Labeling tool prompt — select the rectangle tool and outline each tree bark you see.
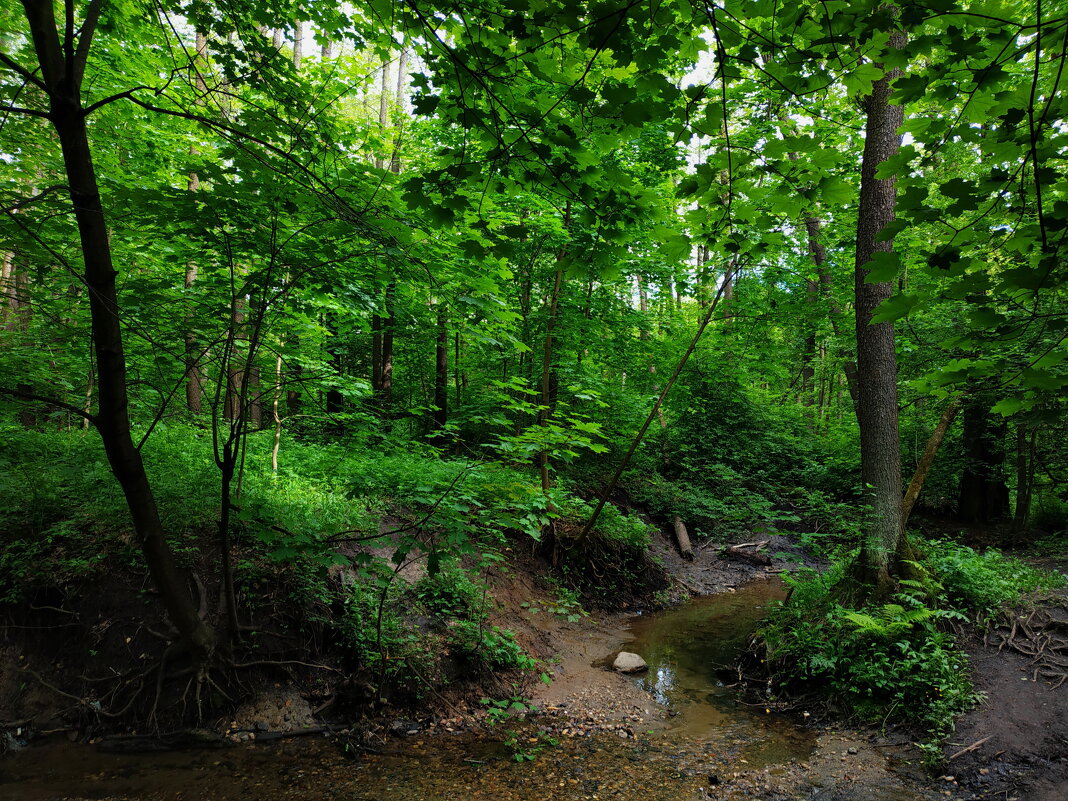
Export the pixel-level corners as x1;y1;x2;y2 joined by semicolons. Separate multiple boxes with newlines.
901;398;961;529
1012;424;1037;535
21;0;213;660
432;301;448;441
850;23;907;600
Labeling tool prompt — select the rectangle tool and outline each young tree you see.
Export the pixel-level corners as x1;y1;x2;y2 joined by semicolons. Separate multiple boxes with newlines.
5;1;215;660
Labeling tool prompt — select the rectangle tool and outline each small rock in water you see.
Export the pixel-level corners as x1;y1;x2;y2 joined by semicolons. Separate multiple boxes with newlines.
613;652;648;673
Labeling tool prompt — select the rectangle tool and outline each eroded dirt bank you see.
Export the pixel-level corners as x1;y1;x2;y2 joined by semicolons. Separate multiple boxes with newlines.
3;529;1067;801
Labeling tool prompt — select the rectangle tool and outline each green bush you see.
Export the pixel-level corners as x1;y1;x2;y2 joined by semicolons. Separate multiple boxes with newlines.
759;566;978;746
926;539;1065;617
757;540;1064;757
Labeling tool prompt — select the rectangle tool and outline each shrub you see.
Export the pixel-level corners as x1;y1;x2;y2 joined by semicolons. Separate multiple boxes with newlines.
925;540;1065;617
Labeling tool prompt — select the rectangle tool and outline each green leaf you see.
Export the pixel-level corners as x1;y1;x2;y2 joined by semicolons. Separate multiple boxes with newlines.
861;252;902;283
871;293;920;323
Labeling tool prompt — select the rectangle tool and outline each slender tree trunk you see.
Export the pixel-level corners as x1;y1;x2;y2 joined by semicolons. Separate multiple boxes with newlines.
901;399;961;529
374;58;390;170
804;216;860;409
389;46;409;173
183;29;208;415
538;211;569;505
272;353;283;471
371;312;383;393
22;1;213;660
454;329;462;410
381;282;395;407
292;20;303;71
432;301;448;440
850;24;907;599
1012;424;1037;535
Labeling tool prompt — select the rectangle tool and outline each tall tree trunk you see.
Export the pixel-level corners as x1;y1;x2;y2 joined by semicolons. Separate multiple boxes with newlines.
389;46;409;174
1012;424;1037;535
374;58;390;171
22;1;213;660
432;301;448;440
224;296;245;421
850;23;907;600
292;20;303;71
381;282;395;407
184;28;207;415
804;216;860;408
371;311;383;393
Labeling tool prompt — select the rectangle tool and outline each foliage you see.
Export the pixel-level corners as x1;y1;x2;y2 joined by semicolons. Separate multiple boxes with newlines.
759;539;1064;755
925;541;1066;618
759;565;979;751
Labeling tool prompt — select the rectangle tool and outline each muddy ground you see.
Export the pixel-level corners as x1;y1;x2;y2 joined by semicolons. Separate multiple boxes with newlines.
2;527;1067;800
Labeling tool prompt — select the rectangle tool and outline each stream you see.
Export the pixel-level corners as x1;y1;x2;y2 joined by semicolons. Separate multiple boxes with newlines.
0;580;943;801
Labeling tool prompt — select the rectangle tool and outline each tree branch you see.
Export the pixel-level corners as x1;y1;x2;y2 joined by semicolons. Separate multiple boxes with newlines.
0;387;96;423
0;104;51;119
72;0;103;87
0;52;48;92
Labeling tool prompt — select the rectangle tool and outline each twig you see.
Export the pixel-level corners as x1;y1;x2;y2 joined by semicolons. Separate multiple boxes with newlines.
947;736;991;761
228;659;342;673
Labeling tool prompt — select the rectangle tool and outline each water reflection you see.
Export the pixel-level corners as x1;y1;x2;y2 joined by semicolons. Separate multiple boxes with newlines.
615;578;815;764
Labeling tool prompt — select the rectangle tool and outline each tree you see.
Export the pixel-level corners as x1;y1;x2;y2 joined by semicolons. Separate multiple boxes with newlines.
849;12;909;599
6;0;215;661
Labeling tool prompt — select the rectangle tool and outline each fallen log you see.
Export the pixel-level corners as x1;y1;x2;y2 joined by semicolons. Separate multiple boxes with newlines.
673;516;694;561
720;540;771;566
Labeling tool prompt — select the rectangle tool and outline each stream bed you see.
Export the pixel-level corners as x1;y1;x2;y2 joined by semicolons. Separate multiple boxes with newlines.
0;580;946;801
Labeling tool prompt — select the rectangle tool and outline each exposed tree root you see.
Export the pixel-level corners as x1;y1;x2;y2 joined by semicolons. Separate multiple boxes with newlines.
985;600;1068;690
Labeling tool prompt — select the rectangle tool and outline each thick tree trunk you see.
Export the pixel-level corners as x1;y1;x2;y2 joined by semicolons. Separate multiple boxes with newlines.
22;1;213;660
850;25;907;600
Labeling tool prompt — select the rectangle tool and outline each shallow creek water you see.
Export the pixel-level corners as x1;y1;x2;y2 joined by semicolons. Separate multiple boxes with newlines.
619;577;815;765
1;580;941;801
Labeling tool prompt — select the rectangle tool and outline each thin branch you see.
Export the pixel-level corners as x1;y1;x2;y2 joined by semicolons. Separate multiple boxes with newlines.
0;386;96;422
0;52;48;92
0;104;51;119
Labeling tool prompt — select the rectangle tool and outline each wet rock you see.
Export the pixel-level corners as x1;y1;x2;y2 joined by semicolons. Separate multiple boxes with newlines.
613;652;648;673
390;719;421;737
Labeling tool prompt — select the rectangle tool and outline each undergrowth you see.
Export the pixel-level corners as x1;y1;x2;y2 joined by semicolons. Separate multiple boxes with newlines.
755;538;1066;767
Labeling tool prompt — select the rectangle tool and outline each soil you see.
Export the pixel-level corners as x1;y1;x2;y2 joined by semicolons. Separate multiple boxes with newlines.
2;524;1067;801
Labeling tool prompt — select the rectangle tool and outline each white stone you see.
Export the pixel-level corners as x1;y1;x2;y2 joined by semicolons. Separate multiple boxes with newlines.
612;652;648;673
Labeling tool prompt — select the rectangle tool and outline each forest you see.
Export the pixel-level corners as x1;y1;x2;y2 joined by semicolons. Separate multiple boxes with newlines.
0;0;1066;799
